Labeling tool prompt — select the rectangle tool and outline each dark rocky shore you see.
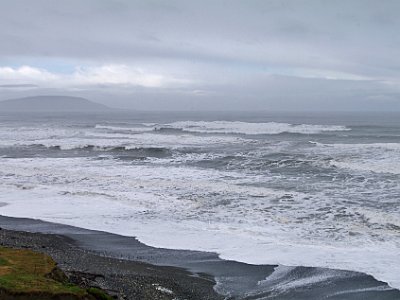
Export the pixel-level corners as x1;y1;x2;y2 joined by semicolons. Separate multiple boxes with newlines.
1;215;399;300
0;227;222;300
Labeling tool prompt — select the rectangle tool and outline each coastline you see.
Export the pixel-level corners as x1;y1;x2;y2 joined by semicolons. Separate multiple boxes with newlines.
0;218;222;300
0;215;399;300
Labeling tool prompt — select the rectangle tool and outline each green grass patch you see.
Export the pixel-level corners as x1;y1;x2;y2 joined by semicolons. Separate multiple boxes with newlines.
0;257;9;266
0;247;111;299
87;287;114;300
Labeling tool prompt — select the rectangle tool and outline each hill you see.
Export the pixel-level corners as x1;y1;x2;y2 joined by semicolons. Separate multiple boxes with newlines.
0;95;112;112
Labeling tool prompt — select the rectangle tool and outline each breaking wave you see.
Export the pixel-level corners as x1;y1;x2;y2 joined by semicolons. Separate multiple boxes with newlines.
96;121;350;135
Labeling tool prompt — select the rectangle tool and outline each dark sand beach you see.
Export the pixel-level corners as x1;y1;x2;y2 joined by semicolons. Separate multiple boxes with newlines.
1;215;399;300
0;218;221;299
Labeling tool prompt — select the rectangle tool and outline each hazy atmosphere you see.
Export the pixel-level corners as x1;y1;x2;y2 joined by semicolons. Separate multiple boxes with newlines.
1;0;400;110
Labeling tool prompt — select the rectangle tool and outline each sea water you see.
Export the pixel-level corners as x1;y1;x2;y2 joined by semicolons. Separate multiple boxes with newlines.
0;111;399;296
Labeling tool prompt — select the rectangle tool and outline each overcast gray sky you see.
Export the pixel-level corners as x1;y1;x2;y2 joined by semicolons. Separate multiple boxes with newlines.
1;0;400;110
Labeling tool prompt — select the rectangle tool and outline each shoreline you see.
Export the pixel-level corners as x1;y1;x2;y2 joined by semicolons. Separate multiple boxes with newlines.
0;220;222;300
0;215;399;300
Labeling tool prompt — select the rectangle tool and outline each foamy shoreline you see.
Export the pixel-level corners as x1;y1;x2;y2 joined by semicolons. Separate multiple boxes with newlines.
0;214;398;299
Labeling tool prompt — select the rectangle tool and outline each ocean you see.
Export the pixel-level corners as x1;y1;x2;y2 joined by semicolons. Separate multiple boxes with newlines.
0;111;399;298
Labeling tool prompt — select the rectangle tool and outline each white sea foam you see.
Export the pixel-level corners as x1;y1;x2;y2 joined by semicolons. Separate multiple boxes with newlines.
327;285;395;297
1;117;399;292
0;132;251;150
158;121;350;135
95;124;154;132
0;157;399;290
95;121;350;135
258;266;353;293
259;266;297;284
310;142;400;174
331;160;400;174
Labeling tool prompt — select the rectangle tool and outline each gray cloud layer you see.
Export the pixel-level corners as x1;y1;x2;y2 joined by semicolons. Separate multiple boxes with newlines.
1;0;400;110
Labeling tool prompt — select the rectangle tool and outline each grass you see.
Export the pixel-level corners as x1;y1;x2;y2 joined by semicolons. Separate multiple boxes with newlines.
87;287;114;300
0;247;113;299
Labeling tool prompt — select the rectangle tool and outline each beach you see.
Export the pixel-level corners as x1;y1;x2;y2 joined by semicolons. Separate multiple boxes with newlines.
0;216;222;299
1;215;399;300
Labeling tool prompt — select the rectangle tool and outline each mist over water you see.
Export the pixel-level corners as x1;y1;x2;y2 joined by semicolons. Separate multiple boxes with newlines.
0;111;400;297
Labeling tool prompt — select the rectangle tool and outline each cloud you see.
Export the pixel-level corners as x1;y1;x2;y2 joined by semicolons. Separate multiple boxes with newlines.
72;65;192;88
0;66;58;83
0;1;400;110
0;64;193;89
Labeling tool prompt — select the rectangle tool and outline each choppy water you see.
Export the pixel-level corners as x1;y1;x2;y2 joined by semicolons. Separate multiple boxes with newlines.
0;111;399;298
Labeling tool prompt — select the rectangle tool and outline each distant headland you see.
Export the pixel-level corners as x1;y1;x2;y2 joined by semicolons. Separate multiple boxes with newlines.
0;95;113;112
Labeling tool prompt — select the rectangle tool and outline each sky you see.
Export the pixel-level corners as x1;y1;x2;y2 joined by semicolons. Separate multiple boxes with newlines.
0;0;400;111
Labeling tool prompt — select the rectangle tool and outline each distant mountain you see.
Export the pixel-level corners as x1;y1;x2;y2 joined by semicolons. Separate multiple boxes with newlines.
0;95;113;112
